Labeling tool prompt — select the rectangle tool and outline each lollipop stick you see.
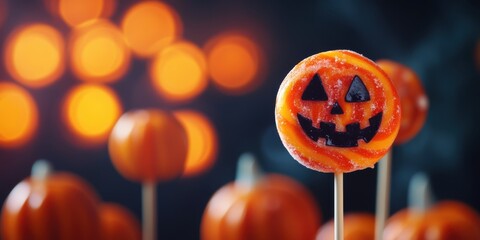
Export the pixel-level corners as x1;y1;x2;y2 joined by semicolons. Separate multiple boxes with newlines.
375;150;392;240
142;181;157;240
334;172;344;240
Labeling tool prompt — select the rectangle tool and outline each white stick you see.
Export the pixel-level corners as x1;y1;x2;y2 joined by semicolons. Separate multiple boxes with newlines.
375;150;392;240
142;182;157;240
334;173;344;240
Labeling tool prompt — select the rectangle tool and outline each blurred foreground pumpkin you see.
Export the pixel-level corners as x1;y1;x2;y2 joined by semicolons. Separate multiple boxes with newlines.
201;153;321;240
100;203;141;240
1;161;101;240
316;213;375;240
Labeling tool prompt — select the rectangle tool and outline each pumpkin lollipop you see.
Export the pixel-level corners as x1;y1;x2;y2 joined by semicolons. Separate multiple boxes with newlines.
316;213;375;240
100;203;141;240
275;50;401;240
374;60;428;239
108;109;188;240
1;160;101;240
201;153;321;240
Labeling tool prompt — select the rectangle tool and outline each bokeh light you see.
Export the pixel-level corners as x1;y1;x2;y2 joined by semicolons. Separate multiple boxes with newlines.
70;20;130;83
63;84;122;145
150;41;208;102
205;33;262;94
121;1;182;57
43;0;116;27
0;82;38;148
4;24;65;88
174;110;218;177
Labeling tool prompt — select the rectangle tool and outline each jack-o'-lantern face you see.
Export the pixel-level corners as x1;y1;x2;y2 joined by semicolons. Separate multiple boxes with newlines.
297;74;382;147
275;50;401;173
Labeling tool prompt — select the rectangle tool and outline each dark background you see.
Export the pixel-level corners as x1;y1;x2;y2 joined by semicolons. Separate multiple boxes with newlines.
1;0;479;239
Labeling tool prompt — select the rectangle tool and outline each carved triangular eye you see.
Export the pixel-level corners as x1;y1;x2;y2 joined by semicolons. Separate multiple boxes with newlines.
345;75;370;102
302;74;328;101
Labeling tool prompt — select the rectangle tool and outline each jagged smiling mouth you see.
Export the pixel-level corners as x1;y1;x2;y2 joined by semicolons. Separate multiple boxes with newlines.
297;112;383;148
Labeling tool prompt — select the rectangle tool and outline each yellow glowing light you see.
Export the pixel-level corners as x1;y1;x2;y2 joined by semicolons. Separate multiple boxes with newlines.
63;84;122;145
0;82;38;148
121;1;182;57
5;24;65;88
150;41;208;102
205;33;262;94
174;110;218;177
70;20;130;83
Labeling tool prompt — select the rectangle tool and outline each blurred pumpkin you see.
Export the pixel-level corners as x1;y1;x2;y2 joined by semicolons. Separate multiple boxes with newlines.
201;154;321;240
383;201;480;240
1;161;101;240
100;203;141;240
316;213;375;240
108;109;188;183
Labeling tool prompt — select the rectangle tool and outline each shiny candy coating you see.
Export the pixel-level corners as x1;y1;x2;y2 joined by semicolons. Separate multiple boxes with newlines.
275;50;401;173
1;173;101;240
201;174;321;240
108;109;188;182
377;60;428;145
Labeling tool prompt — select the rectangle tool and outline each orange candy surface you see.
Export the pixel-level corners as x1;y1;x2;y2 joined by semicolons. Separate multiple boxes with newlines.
383;201;480;240
201;174;321;240
1;172;101;240
316;213;375;240
108;109;188;183
377;60;428;145
275;50;401;173
100;203;141;240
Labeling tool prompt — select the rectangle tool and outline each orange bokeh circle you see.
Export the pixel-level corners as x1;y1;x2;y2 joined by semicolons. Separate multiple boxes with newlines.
4;24;65;88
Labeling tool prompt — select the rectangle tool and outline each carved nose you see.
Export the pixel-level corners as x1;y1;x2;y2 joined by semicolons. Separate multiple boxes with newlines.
330;101;344;115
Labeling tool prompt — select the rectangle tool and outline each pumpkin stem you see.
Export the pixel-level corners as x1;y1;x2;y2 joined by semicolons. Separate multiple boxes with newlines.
31;159;53;181
235;153;263;189
408;172;434;213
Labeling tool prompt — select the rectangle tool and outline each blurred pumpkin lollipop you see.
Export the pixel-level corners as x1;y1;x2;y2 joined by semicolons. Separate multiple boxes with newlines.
275;50;401;240
1;160;101;240
108;109;188;240
374;60;428;239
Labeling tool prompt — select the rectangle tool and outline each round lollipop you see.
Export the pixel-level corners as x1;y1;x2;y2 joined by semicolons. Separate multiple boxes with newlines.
100;203;141;240
1;160;101;240
275;50;401;240
374;60;428;239
109;109;188;240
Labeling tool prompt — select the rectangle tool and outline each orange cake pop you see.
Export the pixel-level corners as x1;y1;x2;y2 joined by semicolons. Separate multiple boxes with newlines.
275;50;401;173
377;60;428;145
108;109;188;182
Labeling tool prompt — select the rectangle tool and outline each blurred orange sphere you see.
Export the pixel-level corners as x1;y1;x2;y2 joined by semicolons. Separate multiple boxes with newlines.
377;60;428;144
109;109;188;183
0;82;38;148
43;0;116;27
316;213;375;240
201;174;321;240
4;24;65;88
69;20;130;83
383;201;480;240
150;41;208;102
121;1;182;57
1;171;101;240
205;33;262;94
100;203;141;240
63;84;122;146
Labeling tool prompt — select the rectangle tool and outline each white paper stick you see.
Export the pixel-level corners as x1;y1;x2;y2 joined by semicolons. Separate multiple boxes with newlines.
375;150;392;240
334;172;344;240
142;182;157;240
